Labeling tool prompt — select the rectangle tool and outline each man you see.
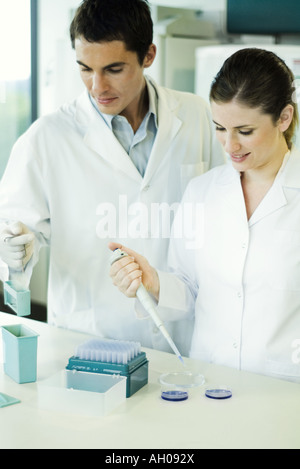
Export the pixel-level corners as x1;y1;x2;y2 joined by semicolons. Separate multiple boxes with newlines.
0;0;225;356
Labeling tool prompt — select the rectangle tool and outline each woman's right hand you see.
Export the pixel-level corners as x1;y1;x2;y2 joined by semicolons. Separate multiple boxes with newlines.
108;242;160;301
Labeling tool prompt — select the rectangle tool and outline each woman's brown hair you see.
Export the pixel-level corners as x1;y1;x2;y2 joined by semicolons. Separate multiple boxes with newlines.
210;48;299;147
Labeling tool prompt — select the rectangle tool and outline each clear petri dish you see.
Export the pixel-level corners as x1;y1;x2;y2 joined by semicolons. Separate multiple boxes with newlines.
159;371;205;389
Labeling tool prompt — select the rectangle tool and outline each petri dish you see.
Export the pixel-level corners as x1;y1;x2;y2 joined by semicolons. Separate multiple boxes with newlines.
159;371;205;389
205;388;232;400
161;390;189;402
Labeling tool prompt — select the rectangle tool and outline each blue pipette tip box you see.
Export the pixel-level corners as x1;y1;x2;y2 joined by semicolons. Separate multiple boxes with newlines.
3;281;31;317
66;352;148;398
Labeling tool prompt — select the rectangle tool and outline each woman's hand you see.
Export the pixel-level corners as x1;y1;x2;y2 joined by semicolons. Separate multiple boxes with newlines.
108;242;160;301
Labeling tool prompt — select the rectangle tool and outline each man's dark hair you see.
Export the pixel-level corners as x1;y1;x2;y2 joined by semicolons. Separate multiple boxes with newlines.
70;0;153;65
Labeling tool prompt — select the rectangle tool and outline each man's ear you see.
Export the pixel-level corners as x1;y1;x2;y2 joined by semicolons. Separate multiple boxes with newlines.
143;44;156;69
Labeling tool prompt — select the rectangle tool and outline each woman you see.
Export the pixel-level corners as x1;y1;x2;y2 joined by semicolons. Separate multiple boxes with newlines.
109;48;300;382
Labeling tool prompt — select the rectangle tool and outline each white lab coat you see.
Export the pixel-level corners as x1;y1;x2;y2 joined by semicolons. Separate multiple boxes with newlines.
0;77;225;355
158;146;300;382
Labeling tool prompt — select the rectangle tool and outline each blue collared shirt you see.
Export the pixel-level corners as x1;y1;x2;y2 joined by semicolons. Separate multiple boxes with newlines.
90;78;158;177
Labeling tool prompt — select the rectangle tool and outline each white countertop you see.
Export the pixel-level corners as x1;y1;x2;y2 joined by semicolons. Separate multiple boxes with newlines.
0;312;299;450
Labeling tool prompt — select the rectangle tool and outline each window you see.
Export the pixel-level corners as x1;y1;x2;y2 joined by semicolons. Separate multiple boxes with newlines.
0;0;37;178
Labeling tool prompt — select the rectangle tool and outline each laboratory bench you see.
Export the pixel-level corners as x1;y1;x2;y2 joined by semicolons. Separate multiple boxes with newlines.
0;312;299;450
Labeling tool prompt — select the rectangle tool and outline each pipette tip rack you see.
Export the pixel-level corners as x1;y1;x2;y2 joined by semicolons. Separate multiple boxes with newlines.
66;338;149;398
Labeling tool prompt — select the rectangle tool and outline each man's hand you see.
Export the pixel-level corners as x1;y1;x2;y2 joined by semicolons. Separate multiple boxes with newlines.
0;221;35;270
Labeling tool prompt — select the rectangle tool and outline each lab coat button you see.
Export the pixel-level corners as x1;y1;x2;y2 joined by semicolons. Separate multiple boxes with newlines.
142;185;150;192
233;341;239;349
237;291;242;298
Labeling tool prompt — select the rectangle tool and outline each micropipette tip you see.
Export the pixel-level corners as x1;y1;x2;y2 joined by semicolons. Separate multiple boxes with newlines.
179;356;184;365
178;355;186;367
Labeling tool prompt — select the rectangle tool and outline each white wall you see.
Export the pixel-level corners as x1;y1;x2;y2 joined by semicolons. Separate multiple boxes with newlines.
38;0;83;116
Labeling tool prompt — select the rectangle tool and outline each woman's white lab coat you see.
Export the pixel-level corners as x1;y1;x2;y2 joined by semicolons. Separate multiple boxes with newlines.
0;77;224;356
158;146;300;382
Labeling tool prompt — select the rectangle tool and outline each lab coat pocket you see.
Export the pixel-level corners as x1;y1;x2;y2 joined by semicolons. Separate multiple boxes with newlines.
180;163;208;192
269;230;300;291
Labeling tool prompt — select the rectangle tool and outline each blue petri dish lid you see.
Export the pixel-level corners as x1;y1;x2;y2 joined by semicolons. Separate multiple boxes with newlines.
161;390;189;402
205;388;232;400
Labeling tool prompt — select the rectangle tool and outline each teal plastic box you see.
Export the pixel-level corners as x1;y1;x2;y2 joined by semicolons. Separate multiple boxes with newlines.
4;281;31;317
66;352;149;398
2;324;39;384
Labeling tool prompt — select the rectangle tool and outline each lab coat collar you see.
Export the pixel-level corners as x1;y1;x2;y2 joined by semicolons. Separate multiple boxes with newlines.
215;163;249;225
75;90;142;183
247;146;300;226
142;76;182;187
74;80;183;186
215;160;240;186
249;180;287;227
215;146;300;227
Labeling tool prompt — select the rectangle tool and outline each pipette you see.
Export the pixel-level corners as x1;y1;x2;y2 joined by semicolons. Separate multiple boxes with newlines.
110;248;185;366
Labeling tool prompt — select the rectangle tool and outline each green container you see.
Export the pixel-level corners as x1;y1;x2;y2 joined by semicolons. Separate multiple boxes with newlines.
4;281;31;317
2;324;39;384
